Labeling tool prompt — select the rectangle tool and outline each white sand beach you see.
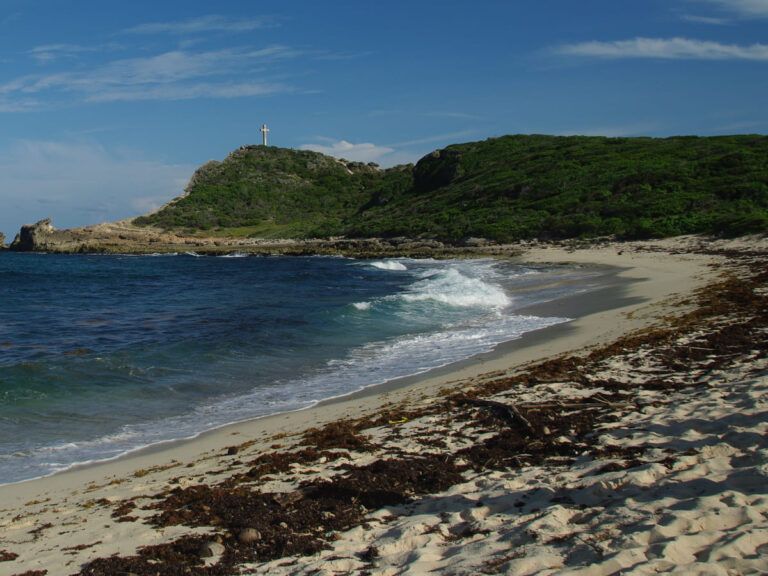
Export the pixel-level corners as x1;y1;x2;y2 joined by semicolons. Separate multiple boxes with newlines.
1;235;766;576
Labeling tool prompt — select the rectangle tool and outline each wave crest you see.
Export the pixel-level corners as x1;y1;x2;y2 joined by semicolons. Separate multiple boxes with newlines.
402;268;510;309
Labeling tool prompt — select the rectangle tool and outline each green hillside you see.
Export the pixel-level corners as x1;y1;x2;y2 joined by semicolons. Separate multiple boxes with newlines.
134;146;391;238
135;134;768;242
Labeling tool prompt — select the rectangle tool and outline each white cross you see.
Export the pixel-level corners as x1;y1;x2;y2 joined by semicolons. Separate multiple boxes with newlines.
260;123;270;146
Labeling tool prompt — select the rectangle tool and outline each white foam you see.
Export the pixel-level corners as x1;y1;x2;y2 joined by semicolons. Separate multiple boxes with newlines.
0;257;587;486
371;260;408;271
402;268;511;309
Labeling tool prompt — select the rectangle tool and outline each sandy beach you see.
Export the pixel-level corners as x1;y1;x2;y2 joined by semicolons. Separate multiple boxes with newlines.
1;235;766;576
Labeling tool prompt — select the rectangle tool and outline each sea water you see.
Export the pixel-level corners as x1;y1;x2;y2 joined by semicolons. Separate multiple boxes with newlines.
0;252;602;485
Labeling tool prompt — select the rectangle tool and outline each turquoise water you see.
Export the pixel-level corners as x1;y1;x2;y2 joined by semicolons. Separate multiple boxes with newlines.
0;252;599;485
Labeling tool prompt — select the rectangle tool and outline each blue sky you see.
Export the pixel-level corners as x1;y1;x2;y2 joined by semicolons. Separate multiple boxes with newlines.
0;0;766;237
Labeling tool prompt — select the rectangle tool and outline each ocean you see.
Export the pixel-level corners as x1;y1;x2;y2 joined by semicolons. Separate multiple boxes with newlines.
0;252;603;485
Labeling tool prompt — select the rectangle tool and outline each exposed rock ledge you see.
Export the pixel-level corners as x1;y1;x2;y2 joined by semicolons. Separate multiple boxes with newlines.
7;218;510;258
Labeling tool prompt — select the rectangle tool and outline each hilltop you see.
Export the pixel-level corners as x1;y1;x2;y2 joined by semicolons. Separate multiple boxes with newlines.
7;134;768;253
134;145;395;238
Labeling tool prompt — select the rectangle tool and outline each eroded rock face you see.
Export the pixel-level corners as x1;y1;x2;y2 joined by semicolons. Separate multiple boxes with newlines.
0;231;6;248
10;218;57;251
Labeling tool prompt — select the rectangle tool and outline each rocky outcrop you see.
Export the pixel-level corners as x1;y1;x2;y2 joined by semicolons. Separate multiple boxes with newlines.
10;218;57;251
0;231;5;248
9;217;199;253
4;216;504;257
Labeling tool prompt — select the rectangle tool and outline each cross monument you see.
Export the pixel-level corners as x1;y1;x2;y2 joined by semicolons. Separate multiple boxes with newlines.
260;123;270;146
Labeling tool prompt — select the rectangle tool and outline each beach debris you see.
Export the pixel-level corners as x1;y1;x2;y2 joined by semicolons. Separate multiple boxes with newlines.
198;539;225;558
300;420;375;451
0;550;19;562
457;398;535;436
237;527;261;544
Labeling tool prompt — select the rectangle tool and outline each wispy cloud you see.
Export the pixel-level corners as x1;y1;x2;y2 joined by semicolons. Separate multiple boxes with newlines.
87;81;288;103
693;0;768;17
312;50;373;61
556;37;768;61
681;14;731;25
124;15;276;35
28;43;102;63
0;97;40;112
1;46;300;107
90;46;297;86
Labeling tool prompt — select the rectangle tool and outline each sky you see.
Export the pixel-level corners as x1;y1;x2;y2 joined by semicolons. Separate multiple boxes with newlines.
0;0;766;238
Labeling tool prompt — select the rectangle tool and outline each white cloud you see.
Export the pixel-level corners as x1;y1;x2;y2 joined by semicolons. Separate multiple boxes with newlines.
124;15;276;35
557;37;768;60
1;46;299;106
300;139;394;164
0;140;193;235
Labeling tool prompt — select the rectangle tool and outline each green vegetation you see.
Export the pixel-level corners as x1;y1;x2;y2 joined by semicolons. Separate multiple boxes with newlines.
135;134;768;242
135;146;383;238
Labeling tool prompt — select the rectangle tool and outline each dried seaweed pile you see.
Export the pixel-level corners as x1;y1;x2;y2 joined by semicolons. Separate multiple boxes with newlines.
73;249;767;576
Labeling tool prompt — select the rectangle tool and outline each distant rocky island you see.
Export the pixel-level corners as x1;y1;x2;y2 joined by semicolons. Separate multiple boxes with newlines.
5;134;767;254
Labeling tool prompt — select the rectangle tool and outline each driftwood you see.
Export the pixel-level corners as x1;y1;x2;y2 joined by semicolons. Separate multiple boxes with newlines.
458;398;535;436
517;394;632;410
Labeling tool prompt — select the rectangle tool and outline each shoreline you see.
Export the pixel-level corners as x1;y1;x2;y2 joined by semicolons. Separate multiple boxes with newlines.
0;256;604;490
0;259;628;491
1;235;765;575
